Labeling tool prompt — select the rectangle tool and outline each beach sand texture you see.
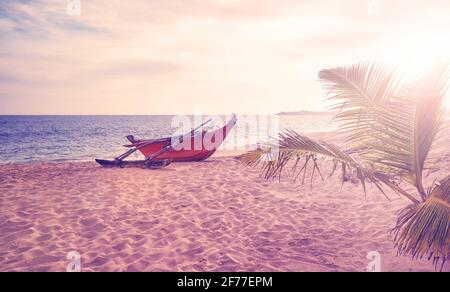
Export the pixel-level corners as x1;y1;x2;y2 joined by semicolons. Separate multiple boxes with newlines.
1;131;449;272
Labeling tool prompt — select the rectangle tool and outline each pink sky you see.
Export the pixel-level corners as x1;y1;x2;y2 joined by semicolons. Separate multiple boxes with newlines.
0;0;449;114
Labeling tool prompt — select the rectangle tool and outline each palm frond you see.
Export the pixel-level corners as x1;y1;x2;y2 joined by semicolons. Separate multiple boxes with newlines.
319;63;449;200
236;130;420;202
393;175;450;270
237;61;449;269
319;63;414;175
411;65;449;199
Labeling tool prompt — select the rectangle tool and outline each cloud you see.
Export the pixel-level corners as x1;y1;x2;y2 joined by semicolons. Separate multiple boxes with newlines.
96;60;183;77
0;0;449;114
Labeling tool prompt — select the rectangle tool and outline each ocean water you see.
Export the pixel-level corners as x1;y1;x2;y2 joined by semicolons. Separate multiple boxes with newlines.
0;115;335;163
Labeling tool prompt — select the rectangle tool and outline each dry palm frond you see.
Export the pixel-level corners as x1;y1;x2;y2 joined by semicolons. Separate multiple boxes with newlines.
393;175;450;270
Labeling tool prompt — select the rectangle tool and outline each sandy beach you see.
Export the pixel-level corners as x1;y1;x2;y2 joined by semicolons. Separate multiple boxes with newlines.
1;130;448;272
1;0;449;275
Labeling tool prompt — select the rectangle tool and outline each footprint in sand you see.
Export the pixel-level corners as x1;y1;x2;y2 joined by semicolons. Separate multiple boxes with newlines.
79;218;99;227
89;256;110;267
135;220;160;231
36;234;53;242
288;238;313;247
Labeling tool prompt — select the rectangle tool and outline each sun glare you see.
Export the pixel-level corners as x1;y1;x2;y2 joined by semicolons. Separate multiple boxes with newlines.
373;27;450;106
376;28;450;79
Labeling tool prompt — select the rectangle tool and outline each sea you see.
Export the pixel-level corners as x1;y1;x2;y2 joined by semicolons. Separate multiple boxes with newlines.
0;115;336;163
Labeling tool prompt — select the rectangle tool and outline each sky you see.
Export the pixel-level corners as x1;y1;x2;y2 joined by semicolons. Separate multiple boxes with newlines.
0;0;449;115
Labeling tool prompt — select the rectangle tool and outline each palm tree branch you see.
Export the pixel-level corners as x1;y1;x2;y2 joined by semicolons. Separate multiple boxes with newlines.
393;175;450;270
319;63;449;200
236;130;420;203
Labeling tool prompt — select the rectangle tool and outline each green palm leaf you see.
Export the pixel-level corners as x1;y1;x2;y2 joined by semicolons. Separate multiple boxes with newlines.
393;175;450;270
238;61;450;268
237;130;419;203
319;63;449;200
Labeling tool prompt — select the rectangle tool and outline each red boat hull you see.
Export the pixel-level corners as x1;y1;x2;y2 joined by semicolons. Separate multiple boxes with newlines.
129;117;236;162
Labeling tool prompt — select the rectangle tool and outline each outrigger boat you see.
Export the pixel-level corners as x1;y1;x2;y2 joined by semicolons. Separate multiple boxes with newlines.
95;114;237;169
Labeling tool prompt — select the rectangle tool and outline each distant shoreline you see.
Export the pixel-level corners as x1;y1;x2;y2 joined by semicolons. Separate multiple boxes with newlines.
276;111;335;116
